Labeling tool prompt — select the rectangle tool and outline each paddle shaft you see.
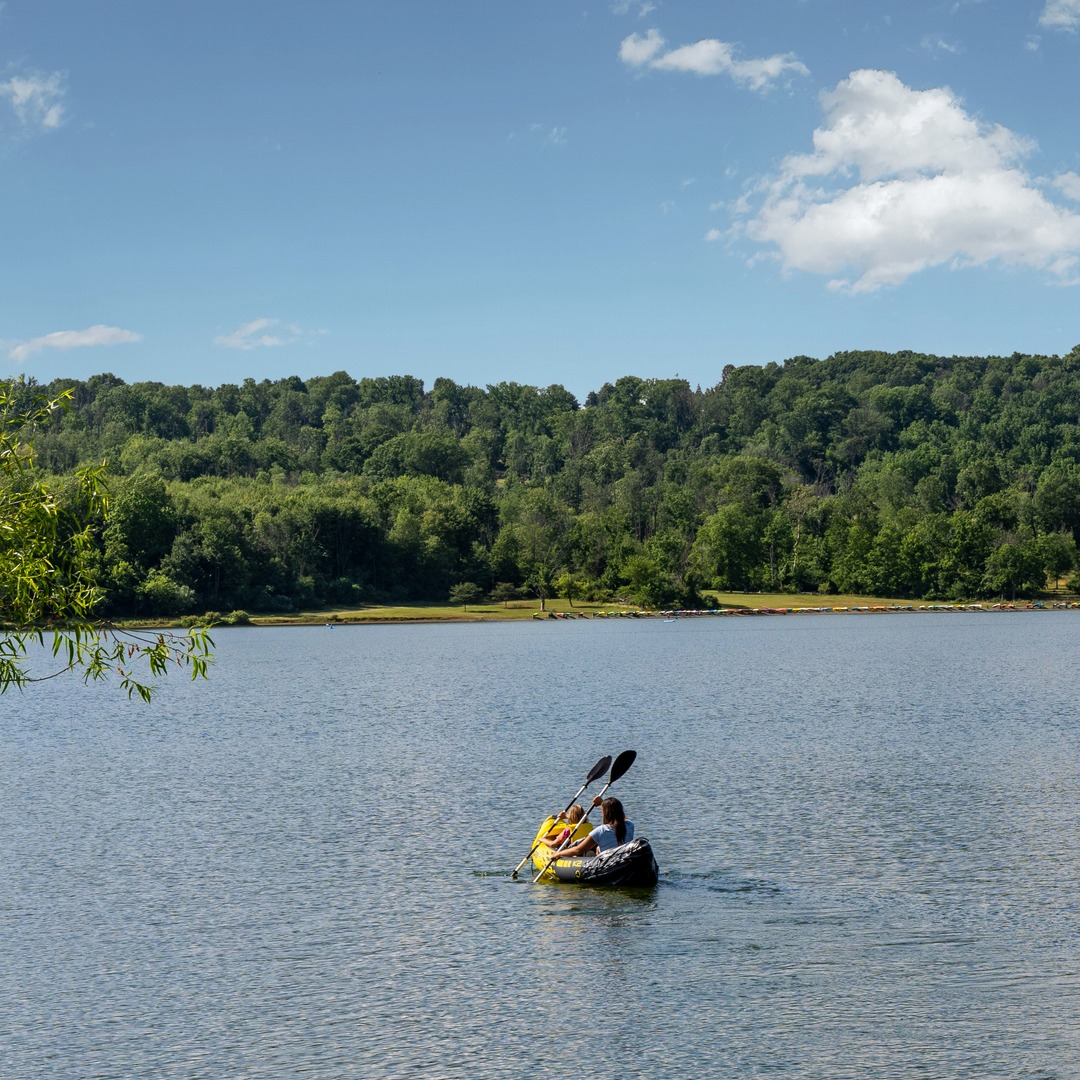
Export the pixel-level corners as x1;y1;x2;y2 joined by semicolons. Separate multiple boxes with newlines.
510;755;610;878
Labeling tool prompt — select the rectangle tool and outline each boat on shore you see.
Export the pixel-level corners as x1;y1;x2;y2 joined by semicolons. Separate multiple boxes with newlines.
529;815;659;888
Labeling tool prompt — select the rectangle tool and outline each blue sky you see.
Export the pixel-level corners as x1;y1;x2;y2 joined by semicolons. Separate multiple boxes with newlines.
3;0;1080;401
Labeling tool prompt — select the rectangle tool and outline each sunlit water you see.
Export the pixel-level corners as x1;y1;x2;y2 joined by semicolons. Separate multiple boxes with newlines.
3;613;1080;1077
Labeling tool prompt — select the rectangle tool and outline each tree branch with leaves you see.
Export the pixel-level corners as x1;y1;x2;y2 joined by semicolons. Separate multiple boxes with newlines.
0;379;212;701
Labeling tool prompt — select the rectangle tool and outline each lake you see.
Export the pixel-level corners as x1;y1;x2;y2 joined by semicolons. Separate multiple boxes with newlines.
3;612;1080;1077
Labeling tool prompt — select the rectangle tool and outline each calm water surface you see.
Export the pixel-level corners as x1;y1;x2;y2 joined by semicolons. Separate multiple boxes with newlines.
3;613;1080;1077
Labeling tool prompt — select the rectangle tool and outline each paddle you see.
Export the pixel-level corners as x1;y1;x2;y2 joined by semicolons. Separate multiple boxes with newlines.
510;754;611;879
532;749;637;883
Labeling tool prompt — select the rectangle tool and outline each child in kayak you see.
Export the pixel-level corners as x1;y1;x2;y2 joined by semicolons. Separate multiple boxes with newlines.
541;803;585;848
550;796;634;858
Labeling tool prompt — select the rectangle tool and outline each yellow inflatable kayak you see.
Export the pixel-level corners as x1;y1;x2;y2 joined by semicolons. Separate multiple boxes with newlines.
529;815;594;880
529;815;659;887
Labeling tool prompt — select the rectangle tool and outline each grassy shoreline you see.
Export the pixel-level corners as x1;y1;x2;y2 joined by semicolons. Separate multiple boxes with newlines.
102;589;1080;630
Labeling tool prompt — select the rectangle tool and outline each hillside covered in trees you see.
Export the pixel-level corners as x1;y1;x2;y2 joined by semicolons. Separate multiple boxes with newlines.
12;345;1080;616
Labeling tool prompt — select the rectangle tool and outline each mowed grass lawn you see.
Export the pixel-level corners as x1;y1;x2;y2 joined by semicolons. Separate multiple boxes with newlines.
248;591;943;626
112;588;1075;630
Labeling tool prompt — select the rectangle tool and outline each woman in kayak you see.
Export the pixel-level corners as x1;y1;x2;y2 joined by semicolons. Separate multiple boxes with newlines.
550;796;634;858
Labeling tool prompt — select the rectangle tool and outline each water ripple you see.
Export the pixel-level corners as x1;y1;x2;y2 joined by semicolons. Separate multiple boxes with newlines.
5;617;1080;1076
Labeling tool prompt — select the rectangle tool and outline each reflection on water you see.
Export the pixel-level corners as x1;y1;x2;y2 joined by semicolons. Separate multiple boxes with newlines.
3;614;1080;1076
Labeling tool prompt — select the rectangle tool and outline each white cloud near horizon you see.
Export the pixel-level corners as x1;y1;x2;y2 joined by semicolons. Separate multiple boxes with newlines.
214;317;299;350
738;69;1080;293
620;28;808;91
9;324;141;364
1040;0;1080;29
0;73;65;131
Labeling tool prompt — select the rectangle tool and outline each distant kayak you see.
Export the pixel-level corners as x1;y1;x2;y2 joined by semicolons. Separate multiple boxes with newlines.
529;815;659;888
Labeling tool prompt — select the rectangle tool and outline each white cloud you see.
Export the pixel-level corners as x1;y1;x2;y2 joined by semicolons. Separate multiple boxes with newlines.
508;123;568;148
8;324;141;364
1054;172;1080;200
704;228;723;242
738;69;1080;292
536;123;567;147
0;73;65;132
213;317;300;350
921;33;961;56
1040;0;1080;29
620;28;808;91
620;28;665;66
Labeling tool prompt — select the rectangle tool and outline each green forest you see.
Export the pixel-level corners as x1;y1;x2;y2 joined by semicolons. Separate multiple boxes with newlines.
10;345;1080;617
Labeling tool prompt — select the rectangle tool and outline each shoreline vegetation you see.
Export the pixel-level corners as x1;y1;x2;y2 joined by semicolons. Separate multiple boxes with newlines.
10;350;1080;630
111;588;1080;630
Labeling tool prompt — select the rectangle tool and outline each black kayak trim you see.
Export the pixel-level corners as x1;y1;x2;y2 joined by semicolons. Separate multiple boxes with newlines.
546;837;659;888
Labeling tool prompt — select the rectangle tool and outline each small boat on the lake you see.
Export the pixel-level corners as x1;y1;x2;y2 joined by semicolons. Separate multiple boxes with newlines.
529;815;660;887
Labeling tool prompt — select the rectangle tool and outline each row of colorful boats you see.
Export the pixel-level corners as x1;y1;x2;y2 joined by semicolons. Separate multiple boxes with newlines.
536;600;1074;621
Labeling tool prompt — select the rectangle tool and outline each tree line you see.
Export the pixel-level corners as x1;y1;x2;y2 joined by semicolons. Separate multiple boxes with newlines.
10;344;1080;616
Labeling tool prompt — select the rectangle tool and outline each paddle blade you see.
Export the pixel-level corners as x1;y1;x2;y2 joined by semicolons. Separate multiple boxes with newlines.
609;749;637;784
586;755;612;785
